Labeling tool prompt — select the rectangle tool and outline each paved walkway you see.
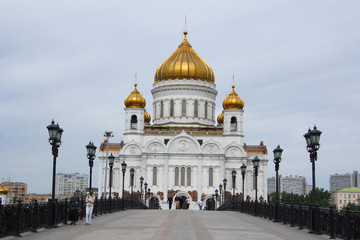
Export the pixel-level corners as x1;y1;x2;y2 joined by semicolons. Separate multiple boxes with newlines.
4;210;329;240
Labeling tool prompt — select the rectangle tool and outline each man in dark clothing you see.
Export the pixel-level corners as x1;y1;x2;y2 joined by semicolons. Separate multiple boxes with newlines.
168;197;173;209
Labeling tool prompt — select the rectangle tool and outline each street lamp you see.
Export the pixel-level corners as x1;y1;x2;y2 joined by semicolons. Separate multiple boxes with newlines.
273;145;283;222
130;168;135;209
241;164;246;202
304;125;322;234
252;156;260;216
86;142;97;193
108;154;114;211
223;178;227;203
144;182;148;206
103;131;113;198
148;188;151;208
121;160;127;209
232;170;236;199
219;184;222;205
140;176;144;202
47;119;63;228
215;189;219;210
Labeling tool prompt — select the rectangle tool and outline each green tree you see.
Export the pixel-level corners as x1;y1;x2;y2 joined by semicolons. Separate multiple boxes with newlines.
303;188;331;208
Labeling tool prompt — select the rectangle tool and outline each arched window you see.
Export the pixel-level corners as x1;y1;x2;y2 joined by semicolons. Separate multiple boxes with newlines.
181;167;185;186
170;100;174;117
205;102;208;119
182;100;186;117
231;116;237;131
131;115;137;129
187;167;191;186
153;166;157;185
209;167;213;187
194;100;198;117
160;101;164;118
175;167;179;186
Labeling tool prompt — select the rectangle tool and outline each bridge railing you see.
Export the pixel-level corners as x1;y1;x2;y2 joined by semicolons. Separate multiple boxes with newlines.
0;197;147;238
217;200;360;239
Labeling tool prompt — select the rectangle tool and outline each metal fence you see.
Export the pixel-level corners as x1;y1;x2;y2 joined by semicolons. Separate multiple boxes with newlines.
217;200;360;239
0;197;147;238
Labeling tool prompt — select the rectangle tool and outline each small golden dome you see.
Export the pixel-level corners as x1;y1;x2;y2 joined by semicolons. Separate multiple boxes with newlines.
144;111;151;123
124;83;146;108
0;183;9;195
154;30;215;83
217;112;224;124
223;85;244;110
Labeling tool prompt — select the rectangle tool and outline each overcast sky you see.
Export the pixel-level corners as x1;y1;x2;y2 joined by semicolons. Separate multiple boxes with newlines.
1;1;359;194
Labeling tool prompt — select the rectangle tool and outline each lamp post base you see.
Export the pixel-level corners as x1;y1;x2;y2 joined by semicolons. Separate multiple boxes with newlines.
274;201;281;222
308;204;322;235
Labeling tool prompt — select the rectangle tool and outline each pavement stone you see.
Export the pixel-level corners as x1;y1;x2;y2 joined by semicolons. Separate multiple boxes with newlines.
3;210;329;240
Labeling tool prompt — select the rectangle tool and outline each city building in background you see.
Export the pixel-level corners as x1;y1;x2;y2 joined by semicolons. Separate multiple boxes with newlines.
22;193;73;204
55;173;89;195
268;175;307;195
329;170;359;192
331;187;360;210
1;181;27;203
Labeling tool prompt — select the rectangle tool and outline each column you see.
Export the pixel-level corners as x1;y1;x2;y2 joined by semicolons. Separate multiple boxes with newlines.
163;158;169;202
197;158;203;202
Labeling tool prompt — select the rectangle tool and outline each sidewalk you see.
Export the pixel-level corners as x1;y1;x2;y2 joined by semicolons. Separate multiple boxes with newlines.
3;210;329;240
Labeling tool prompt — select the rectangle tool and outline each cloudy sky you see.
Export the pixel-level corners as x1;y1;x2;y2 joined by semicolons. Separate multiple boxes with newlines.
1;1;359;194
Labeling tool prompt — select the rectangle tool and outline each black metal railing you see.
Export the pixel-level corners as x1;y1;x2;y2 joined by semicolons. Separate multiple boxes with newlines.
0;197;147;238
217;200;360;239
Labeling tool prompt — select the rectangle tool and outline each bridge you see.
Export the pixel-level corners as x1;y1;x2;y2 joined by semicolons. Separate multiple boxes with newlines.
2;210;327;240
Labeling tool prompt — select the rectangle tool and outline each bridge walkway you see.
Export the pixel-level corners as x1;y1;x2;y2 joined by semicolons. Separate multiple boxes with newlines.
3;210;328;240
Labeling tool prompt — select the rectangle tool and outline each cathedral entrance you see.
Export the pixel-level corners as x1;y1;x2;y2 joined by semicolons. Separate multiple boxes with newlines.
149;197;160;209
206;198;215;211
173;192;192;210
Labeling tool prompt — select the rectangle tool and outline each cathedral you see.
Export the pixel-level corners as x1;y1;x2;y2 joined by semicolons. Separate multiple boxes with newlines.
98;29;268;210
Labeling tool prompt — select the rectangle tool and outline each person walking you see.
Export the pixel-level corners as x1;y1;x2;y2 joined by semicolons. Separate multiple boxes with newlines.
85;191;95;226
168;196;173;210
68;192;79;225
186;197;191;209
175;196;180;209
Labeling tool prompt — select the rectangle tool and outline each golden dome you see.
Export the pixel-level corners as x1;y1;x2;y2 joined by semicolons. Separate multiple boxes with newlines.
0;183;8;195
144;111;151;123
217;112;224;124
223;85;244;110
154;30;215;83
124;83;146;108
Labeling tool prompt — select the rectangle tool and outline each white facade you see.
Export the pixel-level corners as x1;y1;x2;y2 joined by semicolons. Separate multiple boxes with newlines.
56;173;89;195
97;33;268;210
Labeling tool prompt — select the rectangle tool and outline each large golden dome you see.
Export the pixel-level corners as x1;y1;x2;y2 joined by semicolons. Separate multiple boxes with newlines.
144;111;151;123
154;30;215;83
124;83;146;108
0;183;8;195
223;85;244;110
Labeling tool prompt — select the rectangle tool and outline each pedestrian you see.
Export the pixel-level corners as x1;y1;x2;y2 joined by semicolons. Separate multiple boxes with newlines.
186;197;191;209
179;196;183;209
85;190;95;225
68;192;79;225
198;202;203;210
168;196;173;210
175;196;180;209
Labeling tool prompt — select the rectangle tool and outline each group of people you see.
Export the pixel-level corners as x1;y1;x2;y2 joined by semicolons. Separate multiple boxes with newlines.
68;190;95;226
168;196;191;209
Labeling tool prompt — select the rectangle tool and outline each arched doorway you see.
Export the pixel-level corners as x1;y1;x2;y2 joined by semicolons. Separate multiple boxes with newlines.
173;192;192;210
206;198;215;211
149;197;160;209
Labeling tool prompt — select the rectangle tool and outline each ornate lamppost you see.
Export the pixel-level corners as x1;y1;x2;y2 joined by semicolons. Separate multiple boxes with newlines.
86;142;97;193
215;189;218;210
140;176;144;202
223;178;227;203
108;154;114;211
241;164;246;202
103;131;113;198
148;188;151;208
121;160;127;209
241;163;246;212
130;168;135;209
232;169;236;211
252;156;260;216
47;119;63;228
144;182;148;205
219;184;222;205
304;125;322;234
273;145;283;222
